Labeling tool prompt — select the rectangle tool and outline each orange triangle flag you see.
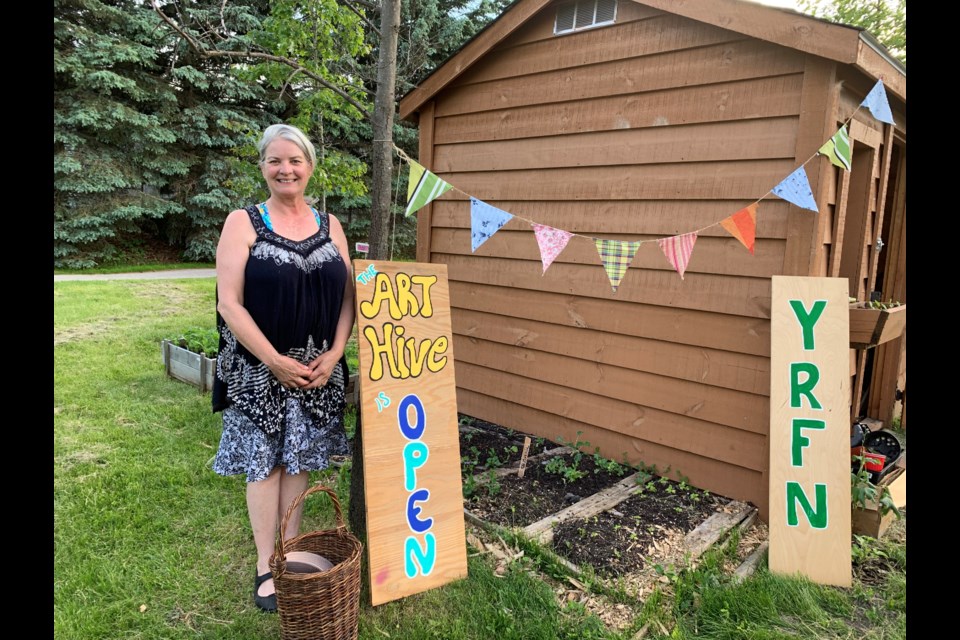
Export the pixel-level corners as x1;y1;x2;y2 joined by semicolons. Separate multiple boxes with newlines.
720;204;758;255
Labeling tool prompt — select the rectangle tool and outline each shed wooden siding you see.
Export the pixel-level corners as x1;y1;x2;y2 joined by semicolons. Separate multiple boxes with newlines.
413;2;828;516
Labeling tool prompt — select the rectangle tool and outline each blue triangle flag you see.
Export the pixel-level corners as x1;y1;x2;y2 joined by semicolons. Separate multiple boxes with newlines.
772;166;819;212
470;198;514;252
861;80;895;125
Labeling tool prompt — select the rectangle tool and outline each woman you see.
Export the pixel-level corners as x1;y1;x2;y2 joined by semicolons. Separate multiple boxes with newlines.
211;123;354;613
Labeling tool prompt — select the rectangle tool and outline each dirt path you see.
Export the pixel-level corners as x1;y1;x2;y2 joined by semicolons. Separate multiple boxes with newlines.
54;269;216;281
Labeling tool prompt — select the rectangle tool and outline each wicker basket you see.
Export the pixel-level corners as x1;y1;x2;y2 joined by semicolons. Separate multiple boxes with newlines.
270;484;362;640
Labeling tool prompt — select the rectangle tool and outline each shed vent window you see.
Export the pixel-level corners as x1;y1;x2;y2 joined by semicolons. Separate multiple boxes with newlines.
554;0;617;35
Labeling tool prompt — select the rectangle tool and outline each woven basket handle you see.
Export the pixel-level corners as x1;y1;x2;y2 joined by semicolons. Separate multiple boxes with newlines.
274;484;347;562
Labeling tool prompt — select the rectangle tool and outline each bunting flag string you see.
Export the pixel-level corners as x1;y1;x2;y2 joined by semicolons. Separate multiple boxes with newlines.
861;79;895;125
406;159;453;217
818;124;852;171
658;232;698;280
595;239;641;292
720;204;758;255
395;79;896;292
532;223;573;274
772;166;819;212
470;198;514;252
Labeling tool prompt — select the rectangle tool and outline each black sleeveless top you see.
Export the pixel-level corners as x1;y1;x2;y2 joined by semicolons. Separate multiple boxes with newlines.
212;205;348;436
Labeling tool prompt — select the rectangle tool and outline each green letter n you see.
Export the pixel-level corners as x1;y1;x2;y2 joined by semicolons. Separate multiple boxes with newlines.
786;481;828;529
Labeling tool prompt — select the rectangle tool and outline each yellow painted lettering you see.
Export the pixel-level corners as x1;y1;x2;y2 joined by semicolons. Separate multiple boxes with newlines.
363;323;402;381
426;336;449;373
359;273;402;320
411;275;437;318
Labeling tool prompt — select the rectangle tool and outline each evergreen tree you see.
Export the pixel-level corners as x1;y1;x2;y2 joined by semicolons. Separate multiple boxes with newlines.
54;0;275;267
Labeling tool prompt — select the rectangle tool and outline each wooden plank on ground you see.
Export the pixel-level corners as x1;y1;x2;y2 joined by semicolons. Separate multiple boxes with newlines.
684;500;754;560
448;281;773;357
435;40;805;117
431;199;791;239
524;472;650;544
434;75;803;144
733;541;769;583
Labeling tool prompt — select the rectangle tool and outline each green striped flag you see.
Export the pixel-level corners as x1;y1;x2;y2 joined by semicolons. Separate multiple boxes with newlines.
818;125;852;171
406;160;453;217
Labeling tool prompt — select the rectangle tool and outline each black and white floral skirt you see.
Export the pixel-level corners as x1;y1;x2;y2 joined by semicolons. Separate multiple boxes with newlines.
212;397;351;483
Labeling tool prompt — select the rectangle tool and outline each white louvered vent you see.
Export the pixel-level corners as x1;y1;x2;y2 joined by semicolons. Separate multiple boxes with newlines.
555;2;576;33
555;0;618;35
595;0;617;24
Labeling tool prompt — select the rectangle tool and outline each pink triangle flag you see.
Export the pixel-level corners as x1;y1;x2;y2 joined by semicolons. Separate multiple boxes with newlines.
532;223;572;274
658;232;698;279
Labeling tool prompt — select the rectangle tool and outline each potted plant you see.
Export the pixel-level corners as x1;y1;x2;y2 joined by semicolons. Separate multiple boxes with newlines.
161;327;219;392
849;299;906;349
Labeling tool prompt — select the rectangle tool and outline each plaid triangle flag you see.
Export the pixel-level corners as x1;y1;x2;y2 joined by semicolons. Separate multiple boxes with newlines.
658;232;698;280
860;80;895;125
720;204;758;255
594;239;641;292
772;166;819;212
818;125;852;171
405;160;453;217
470;198;513;252
532;223;572;274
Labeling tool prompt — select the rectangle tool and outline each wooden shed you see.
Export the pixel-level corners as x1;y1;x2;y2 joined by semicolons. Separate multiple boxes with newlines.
398;0;906;518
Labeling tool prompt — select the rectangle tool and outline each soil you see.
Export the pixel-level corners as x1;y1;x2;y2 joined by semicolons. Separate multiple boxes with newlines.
458;417;551;470
550;476;726;577
464;452;634;528
457;416;739;584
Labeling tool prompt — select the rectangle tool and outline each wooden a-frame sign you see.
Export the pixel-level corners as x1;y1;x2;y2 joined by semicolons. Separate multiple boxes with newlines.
768;276;851;586
353;260;468;605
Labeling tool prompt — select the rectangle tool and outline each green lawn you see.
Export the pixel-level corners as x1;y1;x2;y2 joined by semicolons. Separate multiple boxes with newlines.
54;277;907;639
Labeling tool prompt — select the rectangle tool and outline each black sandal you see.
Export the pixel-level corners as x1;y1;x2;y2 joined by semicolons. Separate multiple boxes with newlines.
254;571;277;613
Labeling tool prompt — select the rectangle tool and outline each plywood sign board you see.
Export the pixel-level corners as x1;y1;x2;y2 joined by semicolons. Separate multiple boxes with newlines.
769;276;851;587
353;260;468;606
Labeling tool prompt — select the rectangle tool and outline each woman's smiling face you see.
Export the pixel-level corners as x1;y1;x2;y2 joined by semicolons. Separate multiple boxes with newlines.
261;138;313;196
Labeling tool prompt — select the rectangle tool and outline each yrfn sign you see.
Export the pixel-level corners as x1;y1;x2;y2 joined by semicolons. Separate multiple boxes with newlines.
768;277;851;586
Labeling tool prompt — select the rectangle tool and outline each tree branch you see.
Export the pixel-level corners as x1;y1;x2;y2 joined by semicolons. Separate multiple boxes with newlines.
338;0;380;37
150;0;373;120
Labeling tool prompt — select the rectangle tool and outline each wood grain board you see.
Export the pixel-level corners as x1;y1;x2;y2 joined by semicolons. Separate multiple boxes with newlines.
354;261;468;605
768;276;851;587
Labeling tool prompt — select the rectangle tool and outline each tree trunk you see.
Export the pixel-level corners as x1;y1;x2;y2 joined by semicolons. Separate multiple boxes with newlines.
350;0;401;605
366;0;401;261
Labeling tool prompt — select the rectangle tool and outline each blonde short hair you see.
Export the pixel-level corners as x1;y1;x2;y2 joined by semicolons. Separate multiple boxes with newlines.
258;124;317;167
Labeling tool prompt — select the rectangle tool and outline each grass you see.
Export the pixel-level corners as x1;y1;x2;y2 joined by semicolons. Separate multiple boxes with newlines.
54;278;908;639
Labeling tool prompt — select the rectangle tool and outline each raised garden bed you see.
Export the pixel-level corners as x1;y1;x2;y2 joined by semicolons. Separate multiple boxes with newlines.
550;476;725;577
456;416;759;587
161;339;216;392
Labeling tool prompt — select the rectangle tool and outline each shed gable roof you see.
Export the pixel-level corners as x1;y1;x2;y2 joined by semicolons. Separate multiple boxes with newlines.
399;0;905;120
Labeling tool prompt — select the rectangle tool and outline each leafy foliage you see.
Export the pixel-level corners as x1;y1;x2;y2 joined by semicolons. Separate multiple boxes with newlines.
798;0;906;65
